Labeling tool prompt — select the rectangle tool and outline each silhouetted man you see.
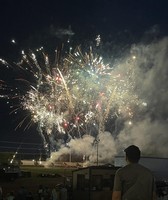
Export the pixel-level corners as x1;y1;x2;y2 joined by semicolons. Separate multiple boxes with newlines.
112;145;156;200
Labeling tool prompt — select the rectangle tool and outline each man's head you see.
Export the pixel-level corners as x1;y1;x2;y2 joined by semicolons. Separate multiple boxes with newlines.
124;145;141;163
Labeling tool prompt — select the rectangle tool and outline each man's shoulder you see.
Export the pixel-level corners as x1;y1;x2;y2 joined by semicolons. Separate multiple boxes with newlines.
134;163;151;171
138;164;154;175
115;164;130;174
116;163;153;174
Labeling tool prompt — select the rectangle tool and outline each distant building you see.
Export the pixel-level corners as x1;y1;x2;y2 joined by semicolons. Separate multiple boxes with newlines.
21;159;46;166
72;165;119;200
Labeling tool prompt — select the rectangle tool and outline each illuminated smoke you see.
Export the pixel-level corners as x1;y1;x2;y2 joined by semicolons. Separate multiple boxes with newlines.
1;37;168;163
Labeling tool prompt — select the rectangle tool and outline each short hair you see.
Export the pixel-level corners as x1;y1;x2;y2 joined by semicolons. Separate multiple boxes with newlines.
124;145;141;163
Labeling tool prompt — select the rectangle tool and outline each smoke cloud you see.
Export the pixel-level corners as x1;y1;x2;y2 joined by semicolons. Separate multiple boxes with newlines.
47;37;168;165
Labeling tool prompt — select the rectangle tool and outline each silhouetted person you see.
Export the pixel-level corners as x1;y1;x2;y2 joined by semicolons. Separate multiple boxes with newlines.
51;187;57;200
17;186;28;200
0;186;3;200
60;185;67;200
6;191;15;200
112;145;156;200
26;192;34;200
38;185;44;200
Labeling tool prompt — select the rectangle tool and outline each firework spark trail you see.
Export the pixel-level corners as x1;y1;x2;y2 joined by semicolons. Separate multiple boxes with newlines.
0;45;145;158
57;68;74;112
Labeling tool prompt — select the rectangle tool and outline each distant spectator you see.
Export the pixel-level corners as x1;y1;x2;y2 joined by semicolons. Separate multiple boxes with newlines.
0;186;3;200
26;192;34;200
66;184;73;200
51;187;57;200
6;191;15;200
56;186;61;200
17;186;28;200
60;186;67;200
38;185;44;200
43;186;50;200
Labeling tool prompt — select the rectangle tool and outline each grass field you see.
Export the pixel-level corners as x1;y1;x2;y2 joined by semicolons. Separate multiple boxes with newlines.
0;165;75;198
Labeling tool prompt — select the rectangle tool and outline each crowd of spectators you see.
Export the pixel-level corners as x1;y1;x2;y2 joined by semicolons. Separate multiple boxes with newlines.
0;184;71;200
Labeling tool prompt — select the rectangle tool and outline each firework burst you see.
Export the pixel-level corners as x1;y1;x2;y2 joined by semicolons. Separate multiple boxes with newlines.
0;44;145;156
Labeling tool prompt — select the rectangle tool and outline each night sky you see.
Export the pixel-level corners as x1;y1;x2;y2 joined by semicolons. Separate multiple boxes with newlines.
1;0;168;57
0;0;168;156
